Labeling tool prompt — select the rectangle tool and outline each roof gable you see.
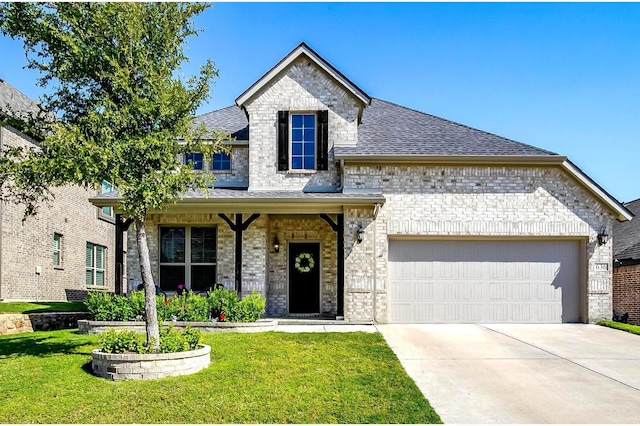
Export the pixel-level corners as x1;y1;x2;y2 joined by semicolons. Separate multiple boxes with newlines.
235;42;371;110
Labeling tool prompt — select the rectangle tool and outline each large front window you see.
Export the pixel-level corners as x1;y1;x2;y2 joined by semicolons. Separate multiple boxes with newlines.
160;226;216;291
291;114;316;170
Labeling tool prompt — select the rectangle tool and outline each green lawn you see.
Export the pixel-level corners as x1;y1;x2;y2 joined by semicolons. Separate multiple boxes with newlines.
598;320;640;336
0;329;441;424
0;301;88;313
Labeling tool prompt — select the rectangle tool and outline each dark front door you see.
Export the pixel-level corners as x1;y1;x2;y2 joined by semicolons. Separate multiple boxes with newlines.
289;242;321;314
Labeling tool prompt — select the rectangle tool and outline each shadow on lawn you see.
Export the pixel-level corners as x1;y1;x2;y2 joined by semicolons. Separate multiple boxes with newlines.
0;333;95;358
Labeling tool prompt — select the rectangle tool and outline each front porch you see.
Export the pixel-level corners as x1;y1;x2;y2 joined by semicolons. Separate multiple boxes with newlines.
123;211;362;320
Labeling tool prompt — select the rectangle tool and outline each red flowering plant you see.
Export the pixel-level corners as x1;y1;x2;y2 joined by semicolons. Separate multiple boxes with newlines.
219;313;226;321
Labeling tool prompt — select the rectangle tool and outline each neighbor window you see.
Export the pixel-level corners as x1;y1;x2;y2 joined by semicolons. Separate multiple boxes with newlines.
99;181;115;219
211;152;231;171
159;226;216;292
53;233;62;267
86;243;106;286
185;152;204;170
290;114;316;170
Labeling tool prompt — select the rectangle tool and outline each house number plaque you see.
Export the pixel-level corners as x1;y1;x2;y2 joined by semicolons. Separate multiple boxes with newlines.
594;263;608;271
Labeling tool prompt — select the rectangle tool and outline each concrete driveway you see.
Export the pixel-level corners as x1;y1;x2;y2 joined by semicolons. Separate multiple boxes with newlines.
378;324;640;424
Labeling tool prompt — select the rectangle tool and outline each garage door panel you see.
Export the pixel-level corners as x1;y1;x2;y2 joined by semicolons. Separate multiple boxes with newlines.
388;240;580;323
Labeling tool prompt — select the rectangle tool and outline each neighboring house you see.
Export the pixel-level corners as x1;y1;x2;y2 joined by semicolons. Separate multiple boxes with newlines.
94;42;632;324
613;198;640;325
0;78;116;301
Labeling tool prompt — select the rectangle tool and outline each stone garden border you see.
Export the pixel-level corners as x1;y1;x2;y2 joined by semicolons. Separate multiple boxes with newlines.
92;344;211;380
78;319;278;334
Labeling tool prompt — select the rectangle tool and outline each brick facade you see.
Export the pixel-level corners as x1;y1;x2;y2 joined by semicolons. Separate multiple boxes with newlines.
342;165;616;323
124;48;621;324
0;126;116;301
613;264;640;325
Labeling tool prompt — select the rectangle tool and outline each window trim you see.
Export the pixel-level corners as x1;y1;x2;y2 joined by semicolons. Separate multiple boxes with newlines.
185;152;204;171
53;233;63;268
211;152;232;172
86;242;106;287
159;225;217;291
289;112;317;171
98;181;116;223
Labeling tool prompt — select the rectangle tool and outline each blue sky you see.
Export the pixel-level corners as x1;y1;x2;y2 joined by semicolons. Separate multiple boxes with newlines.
1;2;639;203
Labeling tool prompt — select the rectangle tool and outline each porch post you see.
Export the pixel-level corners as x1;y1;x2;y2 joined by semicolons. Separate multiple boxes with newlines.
115;214;133;295
218;213;261;296
337;214;344;317
320;213;345;318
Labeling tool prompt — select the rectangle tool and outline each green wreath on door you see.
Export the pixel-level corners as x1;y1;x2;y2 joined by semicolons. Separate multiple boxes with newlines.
294;252;315;273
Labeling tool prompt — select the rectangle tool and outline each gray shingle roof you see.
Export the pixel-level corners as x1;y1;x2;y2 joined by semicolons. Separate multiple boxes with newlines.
338;98;557;157
198;98;558;157
195;105;248;140
0;78;41;118
614;198;640;261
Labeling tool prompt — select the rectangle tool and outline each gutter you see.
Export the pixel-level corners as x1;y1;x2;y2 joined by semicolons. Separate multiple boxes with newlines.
333;154;568;165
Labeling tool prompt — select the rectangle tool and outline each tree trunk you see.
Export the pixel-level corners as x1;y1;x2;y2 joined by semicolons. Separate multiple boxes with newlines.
135;218;160;351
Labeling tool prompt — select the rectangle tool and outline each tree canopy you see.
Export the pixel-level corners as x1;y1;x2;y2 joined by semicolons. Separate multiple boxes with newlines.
0;2;227;220
0;2;228;349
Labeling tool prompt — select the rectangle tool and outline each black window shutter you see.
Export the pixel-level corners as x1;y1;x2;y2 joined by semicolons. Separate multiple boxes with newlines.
277;111;289;171
316;110;328;171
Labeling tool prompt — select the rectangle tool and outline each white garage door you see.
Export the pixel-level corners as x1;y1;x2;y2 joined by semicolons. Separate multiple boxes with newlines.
388;240;581;323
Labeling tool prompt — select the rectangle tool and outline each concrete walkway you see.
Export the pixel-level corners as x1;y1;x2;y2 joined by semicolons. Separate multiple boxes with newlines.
378;324;640;424
273;322;377;333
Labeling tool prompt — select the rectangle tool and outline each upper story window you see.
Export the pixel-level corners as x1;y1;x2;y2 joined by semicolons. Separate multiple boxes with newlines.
185;152;204;170
211;153;231;171
277;110;328;172
291;114;316;170
99;181;115;221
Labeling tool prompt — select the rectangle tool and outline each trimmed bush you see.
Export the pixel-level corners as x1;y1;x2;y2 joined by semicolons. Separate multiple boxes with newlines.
84;287;265;323
100;325;201;354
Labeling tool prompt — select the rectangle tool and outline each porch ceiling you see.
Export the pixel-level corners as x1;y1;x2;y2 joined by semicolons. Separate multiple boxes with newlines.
89;188;385;215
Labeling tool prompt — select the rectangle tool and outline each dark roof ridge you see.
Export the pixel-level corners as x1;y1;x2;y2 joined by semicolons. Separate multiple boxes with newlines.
624;197;640;206
370;97;558;156
195;104;237;119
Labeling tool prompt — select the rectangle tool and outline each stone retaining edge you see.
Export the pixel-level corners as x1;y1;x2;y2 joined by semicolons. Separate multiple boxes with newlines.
78;319;278;334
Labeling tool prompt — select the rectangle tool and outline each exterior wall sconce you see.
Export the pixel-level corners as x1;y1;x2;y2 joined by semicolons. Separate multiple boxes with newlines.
273;235;280;253
356;227;364;243
597;229;609;246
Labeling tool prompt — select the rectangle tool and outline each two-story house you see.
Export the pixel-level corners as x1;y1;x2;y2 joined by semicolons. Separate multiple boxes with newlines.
0;78;116;301
95;43;632;323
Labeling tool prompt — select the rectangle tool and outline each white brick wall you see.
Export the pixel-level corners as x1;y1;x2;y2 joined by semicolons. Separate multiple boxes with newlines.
243;57;360;190
343;164;616;323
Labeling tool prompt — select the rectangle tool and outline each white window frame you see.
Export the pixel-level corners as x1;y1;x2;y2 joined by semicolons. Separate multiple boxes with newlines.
86;242;106;286
98;181;115;222
53;233;63;268
290;113;317;171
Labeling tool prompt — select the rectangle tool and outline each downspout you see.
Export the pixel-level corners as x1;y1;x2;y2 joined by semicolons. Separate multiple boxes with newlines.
336;159;345;192
0;126;3;300
372;203;381;323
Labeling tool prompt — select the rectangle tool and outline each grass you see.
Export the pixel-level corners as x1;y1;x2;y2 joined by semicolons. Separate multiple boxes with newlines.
0;301;88;314
598;320;640;336
0;329;441;424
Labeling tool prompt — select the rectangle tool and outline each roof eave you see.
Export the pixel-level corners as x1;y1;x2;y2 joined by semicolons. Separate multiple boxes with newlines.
89;193;385;215
561;160;633;222
335;154;568;165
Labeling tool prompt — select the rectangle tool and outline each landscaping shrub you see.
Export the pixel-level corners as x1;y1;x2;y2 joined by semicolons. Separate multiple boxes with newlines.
100;328;149;354
100;326;201;354
85;287;265;323
171;291;209;322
